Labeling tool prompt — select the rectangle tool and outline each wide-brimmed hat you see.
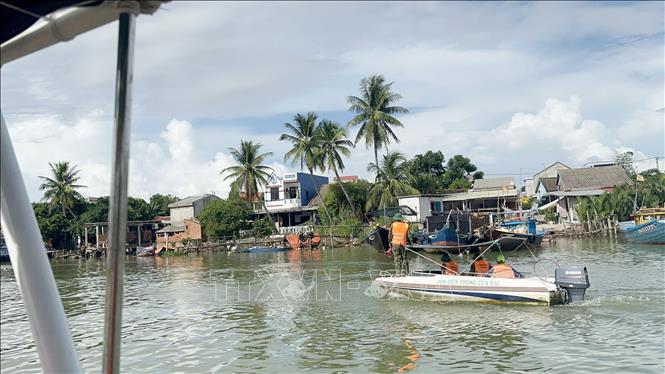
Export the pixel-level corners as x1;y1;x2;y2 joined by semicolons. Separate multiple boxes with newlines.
392;212;404;221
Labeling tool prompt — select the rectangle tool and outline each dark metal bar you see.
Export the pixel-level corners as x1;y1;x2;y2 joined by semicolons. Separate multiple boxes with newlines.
102;10;136;374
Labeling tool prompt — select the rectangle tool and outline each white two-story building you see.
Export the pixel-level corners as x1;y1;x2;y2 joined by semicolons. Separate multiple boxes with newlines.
260;172;329;228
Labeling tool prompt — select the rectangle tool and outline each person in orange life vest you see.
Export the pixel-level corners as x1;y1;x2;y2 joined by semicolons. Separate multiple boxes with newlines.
440;252;459;275
470;254;491;276
389;213;411;275
487;254;523;278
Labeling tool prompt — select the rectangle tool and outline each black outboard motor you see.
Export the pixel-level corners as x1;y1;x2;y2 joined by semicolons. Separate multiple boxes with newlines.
555;267;590;303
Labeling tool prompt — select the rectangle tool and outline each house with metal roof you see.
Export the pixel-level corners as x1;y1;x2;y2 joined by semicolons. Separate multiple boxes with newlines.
156;194;221;249
256;172;329;229
549;166;632;223
397;177;520;224
524;161;571;197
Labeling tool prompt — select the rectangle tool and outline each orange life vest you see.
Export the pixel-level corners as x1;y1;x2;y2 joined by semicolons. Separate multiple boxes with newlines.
492;263;516;279
472;260;490;275
390;221;410;246
442;261;459;275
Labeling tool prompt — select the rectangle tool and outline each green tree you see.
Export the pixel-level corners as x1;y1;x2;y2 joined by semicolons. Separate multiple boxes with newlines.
149;193;179;216
615;151;636;179
316;119;357;216
442;155;481;188
448;178;472;190
79;196;109;224
221;140;278;234
366;151;418;211
323;179;372;219
279;112;332;222
127;197;152;221
347;75;408;172
38;161;86;217
198;197;253;239
405;151;446;193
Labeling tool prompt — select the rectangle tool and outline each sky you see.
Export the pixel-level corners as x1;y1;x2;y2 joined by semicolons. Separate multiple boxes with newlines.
1;1;663;202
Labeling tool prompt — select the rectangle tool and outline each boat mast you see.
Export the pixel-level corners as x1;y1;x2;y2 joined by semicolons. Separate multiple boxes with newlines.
102;5;137;373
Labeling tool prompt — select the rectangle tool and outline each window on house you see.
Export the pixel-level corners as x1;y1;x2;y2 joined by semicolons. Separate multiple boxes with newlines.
430;201;442;213
270;187;279;201
287;186;298;199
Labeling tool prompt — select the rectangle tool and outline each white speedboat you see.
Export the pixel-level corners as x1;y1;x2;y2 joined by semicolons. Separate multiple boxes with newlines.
375;267;589;306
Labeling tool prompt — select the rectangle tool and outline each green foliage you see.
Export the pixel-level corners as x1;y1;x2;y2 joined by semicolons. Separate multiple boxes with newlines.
404;151;483;193
318;209;365;238
347;75;409;168
221;140;277;234
448;178;472;190
323;179;372;218
367;151;418;211
38;161;86;218
575;170;665;223
79;196;109;224
149;194;179;216
198;198;253;239
127;197;152;221
316;120;357;216
252;217;274;237
520;196;536;209
33;202;77;249
442;155;480;188
544;209;556;222
405;151;446;193
615;151;636;179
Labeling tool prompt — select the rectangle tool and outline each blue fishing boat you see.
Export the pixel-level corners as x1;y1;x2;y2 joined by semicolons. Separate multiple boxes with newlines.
234;246;292;253
620;208;665;245
489;218;544;250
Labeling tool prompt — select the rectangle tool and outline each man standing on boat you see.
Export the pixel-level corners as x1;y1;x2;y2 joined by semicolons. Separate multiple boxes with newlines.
389;213;411;275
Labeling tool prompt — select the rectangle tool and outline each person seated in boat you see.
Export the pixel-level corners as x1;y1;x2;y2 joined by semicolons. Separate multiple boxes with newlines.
440;252;459;275
470;254;491;276
487;254;523;278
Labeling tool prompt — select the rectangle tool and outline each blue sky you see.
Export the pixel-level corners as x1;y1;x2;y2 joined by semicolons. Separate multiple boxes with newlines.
1;1;663;201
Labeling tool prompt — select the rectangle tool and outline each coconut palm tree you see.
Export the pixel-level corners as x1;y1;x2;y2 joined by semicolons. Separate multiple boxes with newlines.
347;75;408;174
316;120;357;216
279;112;332;222
38;161;86;217
366;151;418;211
221;140;278;234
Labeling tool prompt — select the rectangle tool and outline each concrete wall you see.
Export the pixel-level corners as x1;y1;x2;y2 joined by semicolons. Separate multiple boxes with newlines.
192;195;220;216
170;206;195;226
298;172;328;206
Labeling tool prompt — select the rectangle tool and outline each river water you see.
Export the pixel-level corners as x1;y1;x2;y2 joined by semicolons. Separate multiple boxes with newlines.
1;238;663;373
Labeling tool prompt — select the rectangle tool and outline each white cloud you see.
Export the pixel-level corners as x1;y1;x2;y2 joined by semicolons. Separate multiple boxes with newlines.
5;114;290;202
1;1;662;192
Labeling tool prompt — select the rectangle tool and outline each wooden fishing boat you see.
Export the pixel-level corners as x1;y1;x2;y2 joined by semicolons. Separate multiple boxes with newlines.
285;232;321;250
136;246;155;257
367;227;390;253
620;208;665;245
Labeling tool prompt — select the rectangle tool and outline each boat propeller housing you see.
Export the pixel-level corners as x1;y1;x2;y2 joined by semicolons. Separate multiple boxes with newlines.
555;267;590;303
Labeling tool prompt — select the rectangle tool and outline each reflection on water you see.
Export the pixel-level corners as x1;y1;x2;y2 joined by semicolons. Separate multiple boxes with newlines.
1;239;664;373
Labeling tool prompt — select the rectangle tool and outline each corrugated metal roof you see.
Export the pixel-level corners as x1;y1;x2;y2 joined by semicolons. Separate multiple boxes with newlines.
156;225;185;233
441;189;518;202
539;177;558;192
168;194;219;208
473;177;515;191
557;166;632;191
